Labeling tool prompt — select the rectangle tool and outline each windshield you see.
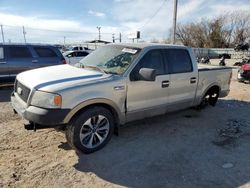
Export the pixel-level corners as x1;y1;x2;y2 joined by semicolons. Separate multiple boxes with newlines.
78;45;141;75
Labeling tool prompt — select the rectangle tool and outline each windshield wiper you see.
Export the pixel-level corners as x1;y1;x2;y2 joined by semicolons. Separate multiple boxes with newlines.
105;71;118;75
83;65;108;74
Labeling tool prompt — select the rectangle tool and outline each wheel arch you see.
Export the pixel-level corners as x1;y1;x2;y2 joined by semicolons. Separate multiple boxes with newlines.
63;98;125;126
199;84;221;103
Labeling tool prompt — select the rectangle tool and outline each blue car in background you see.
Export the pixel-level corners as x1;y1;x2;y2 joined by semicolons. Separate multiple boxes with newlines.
0;44;66;82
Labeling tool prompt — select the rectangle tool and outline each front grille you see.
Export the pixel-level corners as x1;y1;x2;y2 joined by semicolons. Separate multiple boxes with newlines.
15;81;31;103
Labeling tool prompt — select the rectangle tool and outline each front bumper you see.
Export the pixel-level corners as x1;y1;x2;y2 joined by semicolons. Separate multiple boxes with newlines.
11;93;70;127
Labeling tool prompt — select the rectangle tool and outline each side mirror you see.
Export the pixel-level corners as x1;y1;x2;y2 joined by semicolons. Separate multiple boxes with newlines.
138;68;156;81
67;54;72;58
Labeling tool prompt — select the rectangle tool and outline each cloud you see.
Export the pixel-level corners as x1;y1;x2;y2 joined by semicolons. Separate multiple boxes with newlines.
210;3;250;13
111;0;250;41
0;13;83;31
177;0;206;18
111;0;173;40
0;13;117;43
88;10;106;17
0;0;249;43
114;0;131;3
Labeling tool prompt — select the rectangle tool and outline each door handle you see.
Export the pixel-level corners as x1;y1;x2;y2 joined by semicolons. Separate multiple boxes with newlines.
190;77;196;84
0;61;6;64
162;80;169;88
32;60;38;63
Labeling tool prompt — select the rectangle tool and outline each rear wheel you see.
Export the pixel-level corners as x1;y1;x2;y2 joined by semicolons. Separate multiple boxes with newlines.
198;88;219;109
66;106;114;154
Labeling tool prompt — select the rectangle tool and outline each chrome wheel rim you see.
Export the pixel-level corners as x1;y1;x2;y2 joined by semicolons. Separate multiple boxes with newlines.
79;115;110;149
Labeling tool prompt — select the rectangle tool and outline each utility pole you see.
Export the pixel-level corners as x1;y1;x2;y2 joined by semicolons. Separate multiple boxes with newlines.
0;24;5;43
112;33;115;43
119;33;122;43
96;26;101;41
63;36;66;46
22;26;27;43
171;0;178;44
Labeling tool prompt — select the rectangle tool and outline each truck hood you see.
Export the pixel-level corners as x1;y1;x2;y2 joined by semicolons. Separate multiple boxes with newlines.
17;64;108;90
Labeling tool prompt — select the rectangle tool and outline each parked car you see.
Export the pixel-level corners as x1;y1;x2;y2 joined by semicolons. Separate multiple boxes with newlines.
11;43;232;153
63;50;89;65
237;63;250;82
234;57;250;66
234;43;249;51
69;46;93;53
0;44;66;82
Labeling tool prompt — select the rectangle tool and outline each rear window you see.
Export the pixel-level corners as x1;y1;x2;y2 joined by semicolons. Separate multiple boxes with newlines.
9;46;32;58
165;49;193;74
34;47;57;57
0;47;3;59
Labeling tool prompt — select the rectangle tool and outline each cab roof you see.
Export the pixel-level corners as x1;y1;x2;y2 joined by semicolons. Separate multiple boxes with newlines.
107;43;186;50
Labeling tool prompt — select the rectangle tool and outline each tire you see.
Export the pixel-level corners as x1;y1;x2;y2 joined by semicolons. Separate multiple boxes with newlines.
197;89;219;109
65;106;114;154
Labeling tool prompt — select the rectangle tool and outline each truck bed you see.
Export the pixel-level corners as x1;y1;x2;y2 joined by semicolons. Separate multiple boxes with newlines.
198;64;232;71
195;64;232;103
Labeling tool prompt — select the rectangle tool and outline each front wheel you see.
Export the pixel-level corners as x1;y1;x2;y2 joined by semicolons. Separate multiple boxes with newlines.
66;106;114;154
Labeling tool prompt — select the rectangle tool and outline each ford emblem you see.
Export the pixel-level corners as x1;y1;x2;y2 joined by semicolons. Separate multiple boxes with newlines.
17;87;23;95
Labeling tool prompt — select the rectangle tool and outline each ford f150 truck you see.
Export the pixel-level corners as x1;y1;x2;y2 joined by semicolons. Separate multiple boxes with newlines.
11;43;232;153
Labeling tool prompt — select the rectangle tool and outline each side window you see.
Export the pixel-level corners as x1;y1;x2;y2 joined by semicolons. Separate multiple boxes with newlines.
34;47;57;57
78;51;89;56
130;50;165;81
165;49;193;74
136;50;165;74
72;52;77;57
9;46;32;58
0;47;4;59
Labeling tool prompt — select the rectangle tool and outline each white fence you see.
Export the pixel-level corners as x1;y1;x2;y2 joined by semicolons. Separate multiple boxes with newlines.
193;48;250;59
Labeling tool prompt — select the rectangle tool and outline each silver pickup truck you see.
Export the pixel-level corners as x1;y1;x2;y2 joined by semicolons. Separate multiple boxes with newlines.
11;43;232;153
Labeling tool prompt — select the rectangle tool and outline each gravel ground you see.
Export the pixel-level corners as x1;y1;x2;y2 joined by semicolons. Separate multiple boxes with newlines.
0;60;250;188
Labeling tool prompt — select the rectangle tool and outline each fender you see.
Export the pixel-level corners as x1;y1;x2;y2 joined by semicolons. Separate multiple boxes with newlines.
63;98;126;125
197;82;221;104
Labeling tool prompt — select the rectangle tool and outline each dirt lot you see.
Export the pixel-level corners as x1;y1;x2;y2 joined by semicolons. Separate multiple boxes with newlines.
0;60;250;188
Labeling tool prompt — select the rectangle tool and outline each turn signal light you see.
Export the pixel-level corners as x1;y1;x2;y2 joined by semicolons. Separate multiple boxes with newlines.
54;95;62;106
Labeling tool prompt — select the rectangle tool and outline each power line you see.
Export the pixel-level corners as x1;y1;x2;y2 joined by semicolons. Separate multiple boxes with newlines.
138;0;168;30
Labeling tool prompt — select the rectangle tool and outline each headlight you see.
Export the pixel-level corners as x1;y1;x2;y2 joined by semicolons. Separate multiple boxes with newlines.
30;90;62;109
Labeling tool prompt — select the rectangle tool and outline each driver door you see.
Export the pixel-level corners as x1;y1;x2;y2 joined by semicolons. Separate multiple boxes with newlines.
126;49;170;122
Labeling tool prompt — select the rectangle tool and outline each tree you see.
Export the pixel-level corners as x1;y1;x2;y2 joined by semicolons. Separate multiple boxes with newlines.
176;10;250;48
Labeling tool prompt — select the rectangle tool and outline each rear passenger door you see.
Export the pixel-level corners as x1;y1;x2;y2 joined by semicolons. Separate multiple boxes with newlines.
164;49;198;109
32;47;60;68
6;46;33;77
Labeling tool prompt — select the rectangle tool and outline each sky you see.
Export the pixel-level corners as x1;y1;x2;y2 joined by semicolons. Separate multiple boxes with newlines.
0;0;249;44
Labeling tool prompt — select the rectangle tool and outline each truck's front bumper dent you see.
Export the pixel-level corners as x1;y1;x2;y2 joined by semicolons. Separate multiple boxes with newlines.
11;94;70;126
